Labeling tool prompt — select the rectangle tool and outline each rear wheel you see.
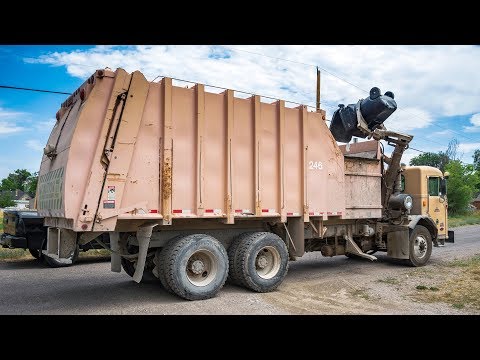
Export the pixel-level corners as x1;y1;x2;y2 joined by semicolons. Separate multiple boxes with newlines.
163;234;228;301
407;225;432;267
227;232;254;285
153;235;187;294
231;232;289;293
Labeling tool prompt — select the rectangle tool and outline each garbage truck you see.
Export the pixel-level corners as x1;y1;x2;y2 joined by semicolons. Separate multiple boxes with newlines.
36;68;440;300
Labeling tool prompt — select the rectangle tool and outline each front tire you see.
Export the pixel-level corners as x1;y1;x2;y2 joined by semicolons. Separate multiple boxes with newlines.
163;234;228;301
407;225;432;267
231;232;289;293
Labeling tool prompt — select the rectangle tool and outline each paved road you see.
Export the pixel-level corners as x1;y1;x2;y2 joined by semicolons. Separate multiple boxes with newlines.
1;225;479;315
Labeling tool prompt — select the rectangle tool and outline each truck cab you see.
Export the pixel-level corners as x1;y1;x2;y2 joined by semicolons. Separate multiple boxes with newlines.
402;166;451;244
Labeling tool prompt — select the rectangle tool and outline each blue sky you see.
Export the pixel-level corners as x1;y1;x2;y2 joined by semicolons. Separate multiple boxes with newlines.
0;45;479;180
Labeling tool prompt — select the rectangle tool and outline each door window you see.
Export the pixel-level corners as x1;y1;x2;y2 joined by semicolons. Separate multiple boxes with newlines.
428;177;440;196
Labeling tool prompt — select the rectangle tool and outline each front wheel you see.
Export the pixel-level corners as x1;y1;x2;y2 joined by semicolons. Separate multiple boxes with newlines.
407;225;432;267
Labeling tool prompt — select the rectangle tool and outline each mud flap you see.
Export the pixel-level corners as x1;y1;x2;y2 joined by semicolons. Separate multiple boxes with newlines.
132;226;153;283
110;232;121;272
387;229;409;259
286;217;304;258
345;235;377;261
446;230;454;243
43;227;77;264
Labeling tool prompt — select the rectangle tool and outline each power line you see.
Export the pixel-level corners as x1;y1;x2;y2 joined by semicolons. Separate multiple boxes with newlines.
225;46;479;143
4;47;473;149
152;74;338;111
15;49;340;112
409;147;427;153
0;79;437;153
0;85;71;95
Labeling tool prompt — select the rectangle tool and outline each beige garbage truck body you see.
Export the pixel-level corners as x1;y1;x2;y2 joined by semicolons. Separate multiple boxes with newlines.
37;68;438;300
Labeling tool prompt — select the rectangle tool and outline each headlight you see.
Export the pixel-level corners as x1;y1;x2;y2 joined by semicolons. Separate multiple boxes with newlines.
389;193;413;211
403;195;413;210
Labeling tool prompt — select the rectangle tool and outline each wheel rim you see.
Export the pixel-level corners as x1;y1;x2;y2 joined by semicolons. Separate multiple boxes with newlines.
414;235;428;259
255;246;281;279
186;249;218;287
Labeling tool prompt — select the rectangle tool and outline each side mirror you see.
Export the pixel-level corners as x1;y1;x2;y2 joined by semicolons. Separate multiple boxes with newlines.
440;178;447;198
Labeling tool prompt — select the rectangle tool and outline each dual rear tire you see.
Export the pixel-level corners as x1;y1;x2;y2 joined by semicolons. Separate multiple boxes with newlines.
155;234;229;301
151;232;289;301
228;232;289;293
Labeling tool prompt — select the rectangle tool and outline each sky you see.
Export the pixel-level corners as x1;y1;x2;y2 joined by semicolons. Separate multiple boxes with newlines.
0;45;479;180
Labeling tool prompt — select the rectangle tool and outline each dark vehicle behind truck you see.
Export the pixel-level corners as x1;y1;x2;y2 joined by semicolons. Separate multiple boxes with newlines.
1;209;109;267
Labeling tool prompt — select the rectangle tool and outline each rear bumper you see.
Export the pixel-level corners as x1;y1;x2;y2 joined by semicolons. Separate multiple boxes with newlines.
0;233;27;249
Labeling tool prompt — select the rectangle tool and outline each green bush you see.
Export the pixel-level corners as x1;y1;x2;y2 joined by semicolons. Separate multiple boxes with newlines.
445;161;480;214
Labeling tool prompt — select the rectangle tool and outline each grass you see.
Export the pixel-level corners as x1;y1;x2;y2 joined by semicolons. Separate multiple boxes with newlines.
377;277;400;285
448;254;480;268
0;247;30;260
449;211;480;228
79;249;111;258
352;288;370;300
414;254;480;310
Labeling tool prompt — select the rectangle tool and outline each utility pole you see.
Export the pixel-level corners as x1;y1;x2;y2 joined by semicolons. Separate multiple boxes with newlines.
316;66;321;112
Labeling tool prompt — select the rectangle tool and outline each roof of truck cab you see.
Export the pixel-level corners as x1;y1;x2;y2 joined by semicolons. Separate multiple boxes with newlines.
403;166;443;177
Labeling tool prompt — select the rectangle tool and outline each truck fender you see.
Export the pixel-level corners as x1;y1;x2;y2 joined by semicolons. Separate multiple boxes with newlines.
408;215;438;246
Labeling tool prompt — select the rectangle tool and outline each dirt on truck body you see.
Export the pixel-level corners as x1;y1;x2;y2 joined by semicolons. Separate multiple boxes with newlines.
37;68;440;300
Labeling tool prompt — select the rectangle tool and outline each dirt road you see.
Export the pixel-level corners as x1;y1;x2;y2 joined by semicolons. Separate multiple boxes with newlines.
0;225;478;314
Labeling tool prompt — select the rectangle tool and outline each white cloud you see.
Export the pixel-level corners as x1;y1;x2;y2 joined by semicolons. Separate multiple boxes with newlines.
399;148;418;166
385;107;433;132
0;121;24;135
34;118;56;132
431;129;455;137
23;45;480;165
0;110;27;118
470;113;480;126
464;113;480;132
25;139;44;151
25;45;480;125
458;142;480;153
0;108;26;134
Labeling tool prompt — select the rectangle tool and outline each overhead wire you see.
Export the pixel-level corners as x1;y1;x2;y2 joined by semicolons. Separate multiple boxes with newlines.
2;47;459;155
0;85;71;95
225;46;478;143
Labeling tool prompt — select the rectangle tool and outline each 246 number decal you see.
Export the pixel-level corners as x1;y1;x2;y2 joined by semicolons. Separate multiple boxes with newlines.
308;161;323;170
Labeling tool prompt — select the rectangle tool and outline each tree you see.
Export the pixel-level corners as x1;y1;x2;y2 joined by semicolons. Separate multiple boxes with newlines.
473;149;480;172
24;172;38;196
444;160;480;214
409;138;459;172
0;192;15;208
409;152;449;172
0;169;33;192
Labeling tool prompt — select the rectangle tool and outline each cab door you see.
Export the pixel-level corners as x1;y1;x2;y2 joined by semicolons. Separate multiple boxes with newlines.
427;176;447;240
